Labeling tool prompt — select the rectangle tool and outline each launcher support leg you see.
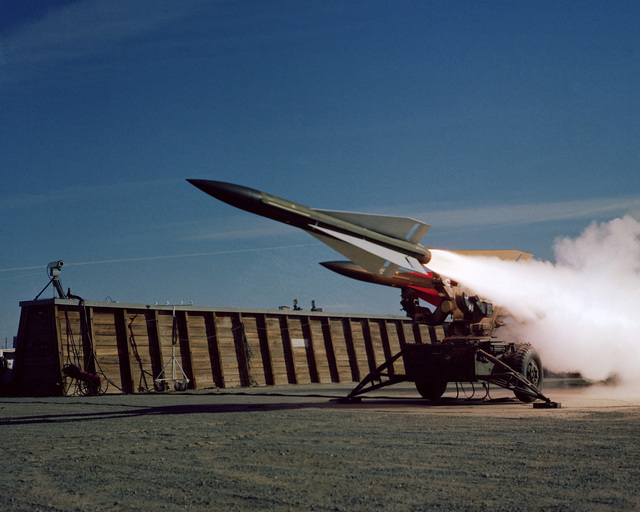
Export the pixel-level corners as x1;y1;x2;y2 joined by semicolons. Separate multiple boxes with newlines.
478;349;561;408
338;351;409;403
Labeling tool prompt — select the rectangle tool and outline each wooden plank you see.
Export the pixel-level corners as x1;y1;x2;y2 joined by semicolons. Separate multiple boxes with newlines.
230;313;251;387
300;316;319;384
54;305;64;377
239;313;268;386
375;319;393;362
279;316;297;384
365;319;389;373
265;315;289;385
151;310;164;383
390;320;408;374
308;317;333;383
359;318;378;373
206;312;224;388
125;310;158;392
57;307;83;372
255;313;274;386
347;319;368;379
177;310;195;389
320;317;339;383
48;303;63;395
184;312;215;389
116;309;134;394
398;321;414;346
92;309;124;391
13;306;29;394
378;319;401;375
286;316;311;384
82;306;97;376
213;313;242;387
327;318;354;382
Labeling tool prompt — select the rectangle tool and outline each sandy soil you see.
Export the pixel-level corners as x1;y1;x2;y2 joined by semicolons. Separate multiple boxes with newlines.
1;382;639;511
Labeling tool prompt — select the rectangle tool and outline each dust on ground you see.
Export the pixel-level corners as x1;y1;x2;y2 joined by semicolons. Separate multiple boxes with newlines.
1;381;639;511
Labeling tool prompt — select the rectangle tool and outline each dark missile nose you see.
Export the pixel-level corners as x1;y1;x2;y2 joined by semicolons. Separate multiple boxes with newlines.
320;261;361;275
187;179;263;209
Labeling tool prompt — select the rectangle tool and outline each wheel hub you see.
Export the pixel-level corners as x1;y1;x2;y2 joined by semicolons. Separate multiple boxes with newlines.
526;361;540;385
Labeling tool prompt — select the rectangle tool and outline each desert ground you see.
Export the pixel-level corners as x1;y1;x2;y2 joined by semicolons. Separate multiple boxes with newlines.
1;381;639;511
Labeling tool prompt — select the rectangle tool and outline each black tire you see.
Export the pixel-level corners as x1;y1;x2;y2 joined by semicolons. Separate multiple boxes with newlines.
415;380;448;400
506;344;543;403
154;380;168;392
174;379;188;392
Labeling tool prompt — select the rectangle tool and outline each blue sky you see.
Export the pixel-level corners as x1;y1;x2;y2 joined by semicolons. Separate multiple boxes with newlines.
1;0;638;345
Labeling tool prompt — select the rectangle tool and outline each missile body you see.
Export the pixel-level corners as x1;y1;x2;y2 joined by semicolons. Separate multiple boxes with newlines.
319;260;435;289
320;260;444;308
188;179;432;275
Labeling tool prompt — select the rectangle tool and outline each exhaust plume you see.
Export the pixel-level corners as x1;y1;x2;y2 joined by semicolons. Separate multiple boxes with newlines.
427;216;640;385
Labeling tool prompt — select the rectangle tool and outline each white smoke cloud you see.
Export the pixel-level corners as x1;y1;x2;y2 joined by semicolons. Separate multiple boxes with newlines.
427;216;640;385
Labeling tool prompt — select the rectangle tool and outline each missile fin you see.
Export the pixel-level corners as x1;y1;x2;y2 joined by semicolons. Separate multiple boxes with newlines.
315;210;430;243
309;232;389;275
312;226;429;275
381;262;400;277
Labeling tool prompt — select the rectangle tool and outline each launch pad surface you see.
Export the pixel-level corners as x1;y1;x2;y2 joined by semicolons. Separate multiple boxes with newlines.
2;381;638;511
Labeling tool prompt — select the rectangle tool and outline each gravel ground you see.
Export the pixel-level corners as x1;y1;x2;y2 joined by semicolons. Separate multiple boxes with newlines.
1;382;639;512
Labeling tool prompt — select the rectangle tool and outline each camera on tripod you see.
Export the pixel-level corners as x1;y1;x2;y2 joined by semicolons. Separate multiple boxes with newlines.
47;260;64;278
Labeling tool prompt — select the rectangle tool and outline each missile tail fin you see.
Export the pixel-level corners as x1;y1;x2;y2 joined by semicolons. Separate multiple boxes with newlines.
315;210;430;243
310;232;389;275
311;226;429;275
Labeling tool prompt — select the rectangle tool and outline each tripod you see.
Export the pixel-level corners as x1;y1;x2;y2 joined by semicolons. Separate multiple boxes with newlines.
154;307;190;392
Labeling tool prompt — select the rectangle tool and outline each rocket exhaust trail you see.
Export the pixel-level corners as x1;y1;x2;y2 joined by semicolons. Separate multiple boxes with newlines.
427;216;640;386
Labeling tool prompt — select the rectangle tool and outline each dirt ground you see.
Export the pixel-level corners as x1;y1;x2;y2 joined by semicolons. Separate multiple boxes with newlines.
1;381;639;512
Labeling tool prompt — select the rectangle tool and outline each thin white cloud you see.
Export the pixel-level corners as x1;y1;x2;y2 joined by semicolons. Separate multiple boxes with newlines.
1;0;208;83
410;195;640;231
0;178;181;210
167;214;303;242
184;224;297;242
0;243;320;273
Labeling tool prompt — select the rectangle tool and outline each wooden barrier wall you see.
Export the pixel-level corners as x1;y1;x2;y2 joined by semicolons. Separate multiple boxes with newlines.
13;299;444;396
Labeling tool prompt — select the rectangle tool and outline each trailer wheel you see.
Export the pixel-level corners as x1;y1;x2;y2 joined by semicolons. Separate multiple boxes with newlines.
174;379;189;392
415;380;448;400
507;344;543;403
154;380;168;392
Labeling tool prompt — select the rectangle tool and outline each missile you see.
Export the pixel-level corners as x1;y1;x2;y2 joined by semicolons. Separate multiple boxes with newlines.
187;179;432;275
319;260;436;289
320;260;444;307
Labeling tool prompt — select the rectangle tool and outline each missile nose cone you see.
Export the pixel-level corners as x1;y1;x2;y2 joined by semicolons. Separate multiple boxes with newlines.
320;261;355;273
187;179;263;209
320;261;367;279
